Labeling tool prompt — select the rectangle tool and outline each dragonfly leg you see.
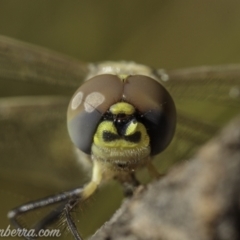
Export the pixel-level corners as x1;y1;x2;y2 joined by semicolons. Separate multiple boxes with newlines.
63;160;104;239
64;197;82;240
33;202;67;233
8;160;104;240
8;187;83;240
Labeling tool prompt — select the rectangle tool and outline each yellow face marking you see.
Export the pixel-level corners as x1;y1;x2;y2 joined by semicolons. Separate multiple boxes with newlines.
92;101;151;170
125;120;137;136
109;102;135;115
93;120;149;149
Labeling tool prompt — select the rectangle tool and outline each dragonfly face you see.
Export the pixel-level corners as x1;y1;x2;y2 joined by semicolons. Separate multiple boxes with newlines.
0;35;239;239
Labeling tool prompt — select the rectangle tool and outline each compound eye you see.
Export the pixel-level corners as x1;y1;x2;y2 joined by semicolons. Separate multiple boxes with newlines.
67;74;123;154
124;75;177;155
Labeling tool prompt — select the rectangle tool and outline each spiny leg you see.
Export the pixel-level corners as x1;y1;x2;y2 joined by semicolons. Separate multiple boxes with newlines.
8;160;103;240
64;198;82;240
62;160;103;239
56;161;103;238
8;188;83;240
33;202;68;233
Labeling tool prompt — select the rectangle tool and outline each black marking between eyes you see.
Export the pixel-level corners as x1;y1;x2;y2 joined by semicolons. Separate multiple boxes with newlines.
102;131;141;143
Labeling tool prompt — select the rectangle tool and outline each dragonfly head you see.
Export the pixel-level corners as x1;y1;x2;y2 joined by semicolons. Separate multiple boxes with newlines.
67;74;176;171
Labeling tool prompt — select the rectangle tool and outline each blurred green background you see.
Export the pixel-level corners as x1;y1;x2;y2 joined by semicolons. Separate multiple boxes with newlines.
1;0;240;69
0;0;240;239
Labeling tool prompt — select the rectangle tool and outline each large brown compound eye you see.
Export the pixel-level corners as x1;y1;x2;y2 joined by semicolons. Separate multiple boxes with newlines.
123;75;177;155
67;74;123;154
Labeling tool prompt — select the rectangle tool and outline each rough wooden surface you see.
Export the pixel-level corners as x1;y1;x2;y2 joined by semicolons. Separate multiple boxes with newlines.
90;116;240;240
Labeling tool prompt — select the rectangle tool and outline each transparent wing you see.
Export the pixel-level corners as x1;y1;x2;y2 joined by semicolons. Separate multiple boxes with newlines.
153;65;240;170
161;64;240;106
0;96;86;190
0;35;89;89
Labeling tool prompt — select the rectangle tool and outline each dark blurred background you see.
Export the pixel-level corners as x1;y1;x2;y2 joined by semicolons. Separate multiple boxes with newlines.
0;0;240;239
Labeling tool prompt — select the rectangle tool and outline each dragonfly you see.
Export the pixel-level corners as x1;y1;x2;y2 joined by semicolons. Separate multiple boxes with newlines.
0;35;239;240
